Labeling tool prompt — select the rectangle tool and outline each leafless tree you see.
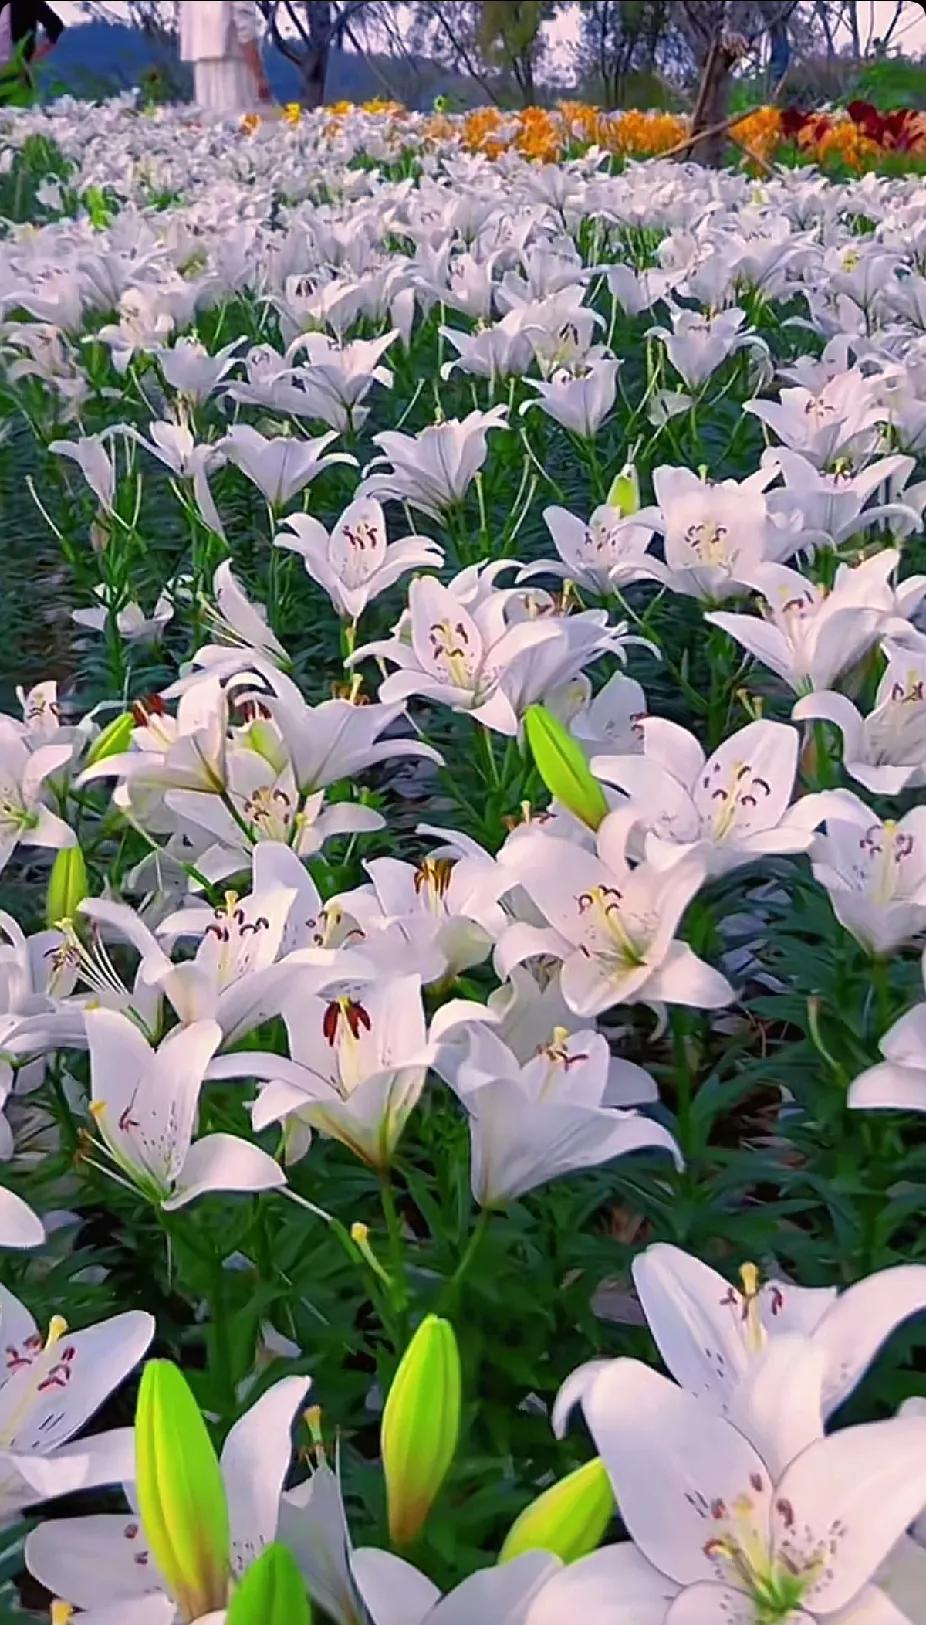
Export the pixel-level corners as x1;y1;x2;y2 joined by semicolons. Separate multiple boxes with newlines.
79;0;179;41
254;1;376;107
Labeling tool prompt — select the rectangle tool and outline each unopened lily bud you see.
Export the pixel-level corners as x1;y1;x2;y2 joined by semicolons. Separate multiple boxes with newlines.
135;1360;230;1622
499;1457;614;1565
524;705;608;831
382;1315;461;1545
245;719;287;773
227;1543;312;1625
606;460;640;516
84;710;134;768
46;845;88;929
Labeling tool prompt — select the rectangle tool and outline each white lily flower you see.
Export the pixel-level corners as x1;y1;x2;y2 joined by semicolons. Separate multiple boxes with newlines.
360;406;509;519
763;448;922;548
125;420;226;539
157;336;243;404
220;425;356;508
73;585;173;644
357;574;560;736
793;641;926;794
95;286;174;373
0;1281;153;1525
649;306;764;391
593;718;823;877
331;832;508;986
571;671;648;758
0;722;75;874
707;552;907;694
521;357;619;438
211;975;483;1171
805;792;926;954
84;1007;284;1209
276;495;443;621
849;946;926;1114
49;433;117;512
635;466;801;603
575;1356;926;1625
258;670;443;791
518;503;658;597
558;1244;926;1476
496;811;733;1017
26;1375;311;1619
745;370;887;467
434;1022;675;1207
351;1548;559;1625
278;1460;364;1625
78;677;229;795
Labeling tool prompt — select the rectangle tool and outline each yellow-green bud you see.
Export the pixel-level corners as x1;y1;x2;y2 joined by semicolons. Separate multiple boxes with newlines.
84;711;134;768
227;1543;312;1625
524;705;608;831
135;1360;231;1621
244;719;287;773
606;461;640;516
381;1315;461;1546
499;1457;614;1565
46;845;88;928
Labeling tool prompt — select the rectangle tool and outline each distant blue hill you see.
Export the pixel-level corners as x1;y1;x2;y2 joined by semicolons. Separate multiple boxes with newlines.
37;19;475;108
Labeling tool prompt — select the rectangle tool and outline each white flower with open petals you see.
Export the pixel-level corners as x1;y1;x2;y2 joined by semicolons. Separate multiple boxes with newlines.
276;496;443;621
85;1008;284;1210
593;718;824;877
221;425;356;508
434;1022;676;1207
518;503;658;597
635;466;801;603
793;640;926;794
562;1356;926;1625
522;357;618;438
26;1375;311;1620
496;811;732;1017
0;1282;153;1526
360;406;508;519
357;575;560;736
807;793;926;954
0;1187;44;1249
707;553;906;693
557;1244;926;1475
0;723;75;875
850;951;926;1114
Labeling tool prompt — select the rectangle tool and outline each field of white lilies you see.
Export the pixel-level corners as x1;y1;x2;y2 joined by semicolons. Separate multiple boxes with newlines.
4;92;926;1625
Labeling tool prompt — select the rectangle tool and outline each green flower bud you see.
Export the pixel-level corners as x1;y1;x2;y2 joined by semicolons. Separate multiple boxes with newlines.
135;1360;231;1621
382;1315;461;1546
227;1543;312;1625
46;845;88;928
606;461;640;517
524;704;609;831
499;1457;614;1565
245;719;288;773
84;711;134;768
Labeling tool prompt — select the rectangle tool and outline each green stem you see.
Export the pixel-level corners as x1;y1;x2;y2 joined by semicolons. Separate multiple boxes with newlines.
380;1169;410;1333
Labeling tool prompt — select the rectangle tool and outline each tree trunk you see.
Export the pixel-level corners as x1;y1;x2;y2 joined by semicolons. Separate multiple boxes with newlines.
299;40;329;105
687;38;736;166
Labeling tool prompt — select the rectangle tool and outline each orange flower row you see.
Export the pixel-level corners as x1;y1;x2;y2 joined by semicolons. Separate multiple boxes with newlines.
241;98;926;172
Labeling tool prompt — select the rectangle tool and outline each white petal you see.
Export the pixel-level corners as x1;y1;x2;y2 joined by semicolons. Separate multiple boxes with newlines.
812;1265;926;1417
526;1545;676;1625
165;1133;285;1209
583;1359;771;1587
775;1414;926;1612
351;1548;440;1625
222;1374;311;1573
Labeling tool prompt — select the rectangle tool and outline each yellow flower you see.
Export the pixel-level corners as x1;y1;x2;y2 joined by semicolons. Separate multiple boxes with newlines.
282;101;302;125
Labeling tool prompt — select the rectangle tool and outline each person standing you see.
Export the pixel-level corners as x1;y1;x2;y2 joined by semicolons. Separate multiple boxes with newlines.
178;1;271;116
0;0;65;77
